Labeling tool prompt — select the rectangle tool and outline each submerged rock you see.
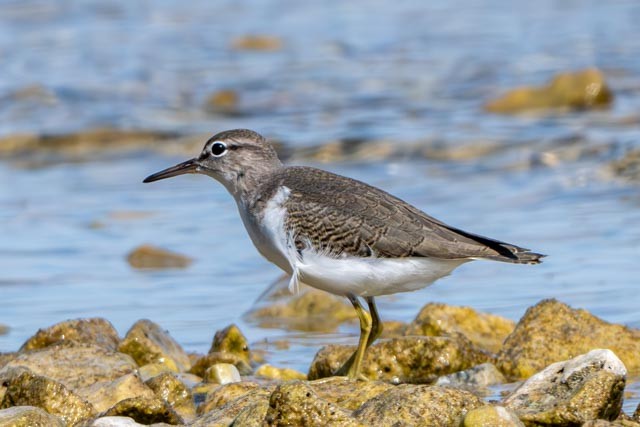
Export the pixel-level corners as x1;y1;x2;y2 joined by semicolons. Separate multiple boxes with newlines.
208;324;251;366
0;344;137;390
609;149;640;183
118;319;191;373
204;89;240;116
248;286;357;332
405;302;515;353
353;384;483;427
504;349;626;425
20;318;120;352
497;299;640;378
0;405;65;427
231;35;283;51
485;68;614;114
0;370;96;425
126;245;192;270
308;335;489;382
0;325;8;336
463;405;524;427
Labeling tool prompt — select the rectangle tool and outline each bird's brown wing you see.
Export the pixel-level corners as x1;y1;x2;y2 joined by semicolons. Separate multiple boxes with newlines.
278;166;543;264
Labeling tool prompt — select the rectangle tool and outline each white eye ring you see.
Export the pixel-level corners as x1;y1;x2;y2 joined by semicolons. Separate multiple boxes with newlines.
210;141;228;157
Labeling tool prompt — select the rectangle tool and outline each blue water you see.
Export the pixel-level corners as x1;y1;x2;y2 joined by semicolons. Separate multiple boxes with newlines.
1;0;639;413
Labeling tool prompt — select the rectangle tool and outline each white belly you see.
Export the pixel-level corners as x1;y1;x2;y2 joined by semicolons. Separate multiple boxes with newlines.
296;249;469;297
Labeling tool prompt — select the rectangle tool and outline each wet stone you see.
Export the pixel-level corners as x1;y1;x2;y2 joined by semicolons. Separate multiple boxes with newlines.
463;405;524;427
264;381;361;427
197;381;263;415
194;388;272;426
230;400;270;426
255;364;307;381
76;373;156;413
435;363;506;391
497;299;640;379
137;363;174;382
99;396;183;425
485;68;614;114
203;363;241;385
0;354;15;370
0;405;65;427
310;377;393;411
609;149;640;183
208;324;251;366
118;319;191;373
0;325;8;336
0;343;137;390
126;245;192;270
145;372;195;421
20;318;120;352
189;351;252;377
231;35;283;51
405;302;515;353
504;349;626;425
0;369;96;426
353;384;483;427
308;334;490;382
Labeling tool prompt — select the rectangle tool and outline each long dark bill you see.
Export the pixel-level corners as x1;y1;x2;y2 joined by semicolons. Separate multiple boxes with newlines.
143;158;199;183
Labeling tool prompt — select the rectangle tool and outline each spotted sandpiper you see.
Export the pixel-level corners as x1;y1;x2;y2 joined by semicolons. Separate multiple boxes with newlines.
143;129;543;380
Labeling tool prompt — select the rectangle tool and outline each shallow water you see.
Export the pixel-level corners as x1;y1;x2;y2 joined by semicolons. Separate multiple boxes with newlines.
1;0;640;413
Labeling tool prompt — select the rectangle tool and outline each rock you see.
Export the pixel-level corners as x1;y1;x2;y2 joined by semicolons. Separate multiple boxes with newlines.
208;324;250;366
504;349;626;425
264;381;361;427
463;405;524;427
485;68;613;114
126;245;192;270
497;299;640;379
189;352;252;377
230;400;270;426
86;416;160;426
354;384;483;426
204;363;241;385
76;373;156;413
20;318;120;352
145;372;195;421
204;90;240;116
118;319;191;372
405;303;515;353
0;325;8;336
435;363;506;390
0;370;95;425
0;354;15;370
582;420;640;427
99;396;182;425
255;364;307;381
198;381;263;415
248;287;357;332
0;405;65;427
0;344;137;389
231;35;283;51
194;387;271;426
310;377;393;410
137;363;174;382
609;149;640;183
308;335;490;382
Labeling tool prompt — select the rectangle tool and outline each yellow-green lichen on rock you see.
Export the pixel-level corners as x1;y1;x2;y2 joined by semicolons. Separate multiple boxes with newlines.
208;324;251;366
20;318;120;352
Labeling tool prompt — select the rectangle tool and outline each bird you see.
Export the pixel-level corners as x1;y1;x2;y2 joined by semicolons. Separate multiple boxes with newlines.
143;129;544;380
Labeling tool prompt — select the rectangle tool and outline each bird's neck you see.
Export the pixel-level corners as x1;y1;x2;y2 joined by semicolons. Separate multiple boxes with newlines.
227;163;283;207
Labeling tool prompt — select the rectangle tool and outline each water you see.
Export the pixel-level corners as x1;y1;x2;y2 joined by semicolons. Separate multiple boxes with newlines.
1;0;639;413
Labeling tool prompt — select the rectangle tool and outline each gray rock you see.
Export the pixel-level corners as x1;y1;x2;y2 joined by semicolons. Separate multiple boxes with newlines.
0;405;65;427
0;343;137;390
504;349;626;425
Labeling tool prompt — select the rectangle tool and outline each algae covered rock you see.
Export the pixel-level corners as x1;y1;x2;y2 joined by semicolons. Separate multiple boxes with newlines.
99;396;183;425
353;384;483;427
76;373;155;413
504;349;626;425
118;319;191;372
485;68;613;114
20;318;120;352
0;344;137;390
264;381;361;427
208;324;251;366
194;387;272;426
308;334;489;382
126;245;192;270
0;370;96;426
406;302;514;353
463;405;524;427
189;352;252;377
497;299;640;378
310;377;393;411
0;405;65;427
197;381;264;415
145;372;195;421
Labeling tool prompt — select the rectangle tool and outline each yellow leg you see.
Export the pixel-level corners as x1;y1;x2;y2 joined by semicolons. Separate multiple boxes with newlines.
366;297;383;347
335;294;372;380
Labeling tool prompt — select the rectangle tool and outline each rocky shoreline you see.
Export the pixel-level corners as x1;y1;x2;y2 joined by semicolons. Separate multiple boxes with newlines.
1;298;639;426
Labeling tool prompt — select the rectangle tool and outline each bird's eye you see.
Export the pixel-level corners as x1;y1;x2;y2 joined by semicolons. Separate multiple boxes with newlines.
210;142;228;157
